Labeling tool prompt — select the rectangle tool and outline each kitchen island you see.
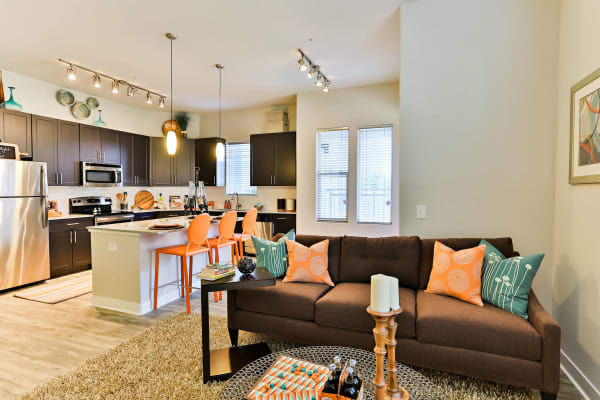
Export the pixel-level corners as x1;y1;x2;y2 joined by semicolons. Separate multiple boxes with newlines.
88;216;235;315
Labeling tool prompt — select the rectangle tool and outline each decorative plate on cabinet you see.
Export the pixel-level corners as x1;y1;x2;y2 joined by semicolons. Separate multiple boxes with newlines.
86;97;99;109
70;102;91;119
56;90;75;106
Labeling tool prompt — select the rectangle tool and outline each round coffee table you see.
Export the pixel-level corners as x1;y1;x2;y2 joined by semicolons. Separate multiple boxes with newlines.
218;345;443;399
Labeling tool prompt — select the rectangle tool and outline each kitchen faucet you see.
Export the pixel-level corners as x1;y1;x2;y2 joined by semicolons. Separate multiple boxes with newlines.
232;192;241;210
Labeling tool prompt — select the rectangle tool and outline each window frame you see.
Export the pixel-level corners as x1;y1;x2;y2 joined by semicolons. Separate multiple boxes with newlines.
225;141;257;196
315;127;350;223
356;124;393;225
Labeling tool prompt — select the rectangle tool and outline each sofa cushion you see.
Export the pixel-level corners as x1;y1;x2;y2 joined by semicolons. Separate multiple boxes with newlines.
236;279;331;321
315;282;416;338
340;236;421;289
419;238;514;290
416;291;542;361
276;235;342;283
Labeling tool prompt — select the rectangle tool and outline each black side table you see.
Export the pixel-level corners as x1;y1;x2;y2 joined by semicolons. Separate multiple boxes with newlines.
200;267;275;383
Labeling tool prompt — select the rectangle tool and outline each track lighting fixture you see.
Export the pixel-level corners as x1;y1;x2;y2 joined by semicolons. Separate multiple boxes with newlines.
67;65;76;80
58;58;167;106
159;97;165;108
296;49;331;93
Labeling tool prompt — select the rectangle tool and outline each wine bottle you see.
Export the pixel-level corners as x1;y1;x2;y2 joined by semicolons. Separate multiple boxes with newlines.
322;364;339;395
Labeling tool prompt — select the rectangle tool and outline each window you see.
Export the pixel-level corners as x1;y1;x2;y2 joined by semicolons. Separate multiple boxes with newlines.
357;125;392;224
316;128;349;221
226;142;257;195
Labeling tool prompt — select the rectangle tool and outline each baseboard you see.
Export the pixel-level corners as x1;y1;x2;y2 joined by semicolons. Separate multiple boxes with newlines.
561;350;600;400
91;295;145;315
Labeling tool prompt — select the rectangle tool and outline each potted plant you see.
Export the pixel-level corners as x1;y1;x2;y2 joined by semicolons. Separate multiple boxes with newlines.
175;111;190;138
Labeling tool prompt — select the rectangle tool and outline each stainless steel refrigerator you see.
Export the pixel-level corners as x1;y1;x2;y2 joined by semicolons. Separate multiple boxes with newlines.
0;160;49;290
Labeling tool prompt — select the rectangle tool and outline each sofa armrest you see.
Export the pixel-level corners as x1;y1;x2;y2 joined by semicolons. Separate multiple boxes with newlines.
528;290;561;394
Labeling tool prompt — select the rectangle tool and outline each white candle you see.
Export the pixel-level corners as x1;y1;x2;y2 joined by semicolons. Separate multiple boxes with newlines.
370;274;391;313
388;276;400;310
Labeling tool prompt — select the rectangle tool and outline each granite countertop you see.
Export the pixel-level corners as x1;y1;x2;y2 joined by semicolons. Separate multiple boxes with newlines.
87;216;243;235
49;213;94;221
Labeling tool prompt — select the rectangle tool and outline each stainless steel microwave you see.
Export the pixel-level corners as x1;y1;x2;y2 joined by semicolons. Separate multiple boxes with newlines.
80;162;123;187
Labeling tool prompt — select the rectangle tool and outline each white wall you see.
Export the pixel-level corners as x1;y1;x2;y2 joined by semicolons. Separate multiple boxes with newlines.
399;0;560;309
296;82;400;237
552;0;600;397
199;103;298;211
1;69;200;137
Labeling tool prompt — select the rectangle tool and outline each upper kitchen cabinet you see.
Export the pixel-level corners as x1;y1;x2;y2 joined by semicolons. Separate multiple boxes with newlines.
120;132;149;186
79;126;119;163
150;136;194;186
32;116;79;185
0;109;32;158
195;137;225;186
250;131;296;186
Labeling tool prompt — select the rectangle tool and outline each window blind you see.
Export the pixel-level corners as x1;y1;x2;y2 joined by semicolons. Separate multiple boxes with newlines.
357;126;392;224
316;128;349;221
226;142;257;195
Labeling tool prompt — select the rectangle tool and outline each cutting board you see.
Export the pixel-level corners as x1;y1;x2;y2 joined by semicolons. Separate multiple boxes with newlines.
133;190;154;210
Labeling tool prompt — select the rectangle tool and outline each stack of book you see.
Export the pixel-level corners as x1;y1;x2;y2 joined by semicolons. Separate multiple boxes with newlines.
197;263;236;281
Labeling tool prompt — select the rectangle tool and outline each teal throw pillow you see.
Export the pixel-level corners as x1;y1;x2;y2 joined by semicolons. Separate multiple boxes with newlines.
252;229;295;278
480;240;543;319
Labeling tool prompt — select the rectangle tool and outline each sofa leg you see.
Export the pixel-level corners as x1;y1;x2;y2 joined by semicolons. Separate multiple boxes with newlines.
540;392;557;400
228;328;239;347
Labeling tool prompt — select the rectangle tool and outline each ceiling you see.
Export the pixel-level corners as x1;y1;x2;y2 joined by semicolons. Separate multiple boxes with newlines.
0;0;400;112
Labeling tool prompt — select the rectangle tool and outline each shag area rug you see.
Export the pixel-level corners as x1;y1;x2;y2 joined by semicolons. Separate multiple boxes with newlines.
20;313;538;400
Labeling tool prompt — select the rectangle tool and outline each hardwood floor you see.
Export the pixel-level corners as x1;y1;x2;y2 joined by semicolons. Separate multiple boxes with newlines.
0;272;584;400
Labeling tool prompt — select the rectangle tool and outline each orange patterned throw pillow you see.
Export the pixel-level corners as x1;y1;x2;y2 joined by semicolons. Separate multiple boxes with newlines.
426;241;486;306
283;239;334;286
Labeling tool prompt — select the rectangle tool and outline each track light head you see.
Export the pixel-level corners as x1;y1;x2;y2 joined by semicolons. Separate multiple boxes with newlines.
307;65;318;79
67;65;76;80
92;74;101;88
159;97;165;108
146;92;153;104
315;72;323;87
322;80;329;92
111;80;119;94
127;86;136;97
298;55;308;72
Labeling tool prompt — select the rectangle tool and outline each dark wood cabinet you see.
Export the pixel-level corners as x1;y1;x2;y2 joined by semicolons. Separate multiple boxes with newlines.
57;121;80;185
195;137;225;186
151;137;194;186
133;134;149;186
120;132;149;186
32;116;79;186
32;115;58;184
49;218;93;278
250;132;296;186
0;109;32;158
155;210;186;218
100;129;120;164
133;211;156;221
272;213;296;234
79;125;101;162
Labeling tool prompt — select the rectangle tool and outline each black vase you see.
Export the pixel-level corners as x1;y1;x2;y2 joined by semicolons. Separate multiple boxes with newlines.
238;257;256;275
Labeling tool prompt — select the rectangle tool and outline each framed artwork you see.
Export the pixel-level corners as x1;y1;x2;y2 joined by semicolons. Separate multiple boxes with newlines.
570;66;600;184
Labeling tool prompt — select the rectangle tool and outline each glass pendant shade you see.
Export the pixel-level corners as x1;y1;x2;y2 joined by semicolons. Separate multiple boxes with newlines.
166;130;178;155
92;110;107;127
216;141;225;161
1;87;23;111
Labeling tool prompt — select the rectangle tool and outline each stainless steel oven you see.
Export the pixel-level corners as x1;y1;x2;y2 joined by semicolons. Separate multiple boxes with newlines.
80;162;123;187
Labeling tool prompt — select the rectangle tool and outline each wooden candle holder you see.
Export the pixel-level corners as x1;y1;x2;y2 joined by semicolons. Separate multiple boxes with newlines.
367;306;410;400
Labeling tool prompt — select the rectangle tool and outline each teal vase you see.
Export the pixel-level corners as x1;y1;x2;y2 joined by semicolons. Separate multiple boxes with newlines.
1;87;23;111
92;110;107;127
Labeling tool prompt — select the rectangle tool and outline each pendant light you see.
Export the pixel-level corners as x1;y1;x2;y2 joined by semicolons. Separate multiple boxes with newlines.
215;64;225;162
165;33;178;155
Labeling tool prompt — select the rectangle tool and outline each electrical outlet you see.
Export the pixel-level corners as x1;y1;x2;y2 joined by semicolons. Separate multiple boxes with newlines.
416;204;427;219
108;243;118;252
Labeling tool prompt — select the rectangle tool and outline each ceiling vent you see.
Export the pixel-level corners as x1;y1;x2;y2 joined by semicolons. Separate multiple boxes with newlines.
264;106;289;133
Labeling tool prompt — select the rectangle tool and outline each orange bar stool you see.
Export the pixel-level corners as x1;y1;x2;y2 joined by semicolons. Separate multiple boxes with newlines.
234;207;257;258
208;210;239;302
154;214;213;314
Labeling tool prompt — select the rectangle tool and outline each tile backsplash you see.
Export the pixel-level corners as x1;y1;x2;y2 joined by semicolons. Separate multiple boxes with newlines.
48;185;297;214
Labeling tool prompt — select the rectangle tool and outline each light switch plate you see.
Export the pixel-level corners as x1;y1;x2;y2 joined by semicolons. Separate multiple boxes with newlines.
416;204;427;219
108;243;118;252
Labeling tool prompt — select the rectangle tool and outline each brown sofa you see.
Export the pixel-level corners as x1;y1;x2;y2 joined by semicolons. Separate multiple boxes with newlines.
227;235;561;399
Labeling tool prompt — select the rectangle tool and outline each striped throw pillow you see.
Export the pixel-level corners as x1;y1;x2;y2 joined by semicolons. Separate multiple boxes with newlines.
251;230;295;278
